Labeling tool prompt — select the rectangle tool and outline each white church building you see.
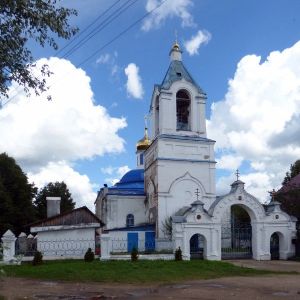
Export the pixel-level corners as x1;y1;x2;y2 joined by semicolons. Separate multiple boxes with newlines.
95;42;297;260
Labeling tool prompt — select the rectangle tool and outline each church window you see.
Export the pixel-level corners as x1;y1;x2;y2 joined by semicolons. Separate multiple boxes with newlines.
176;90;190;131
126;214;134;227
140;153;144;165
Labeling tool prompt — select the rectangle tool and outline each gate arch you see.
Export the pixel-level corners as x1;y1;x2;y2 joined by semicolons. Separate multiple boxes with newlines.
189;233;207;259
221;205;252;259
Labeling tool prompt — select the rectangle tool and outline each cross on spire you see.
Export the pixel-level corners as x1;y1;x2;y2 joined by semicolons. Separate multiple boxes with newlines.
195;188;200;201
235;169;240;181
268;189;276;201
175;29;178;43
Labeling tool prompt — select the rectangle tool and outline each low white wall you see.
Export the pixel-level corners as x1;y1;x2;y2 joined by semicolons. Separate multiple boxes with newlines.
37;228;96;258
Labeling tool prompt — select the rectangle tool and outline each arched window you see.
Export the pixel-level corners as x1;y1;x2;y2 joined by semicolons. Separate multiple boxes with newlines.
126;214;134;227
176;90;190;131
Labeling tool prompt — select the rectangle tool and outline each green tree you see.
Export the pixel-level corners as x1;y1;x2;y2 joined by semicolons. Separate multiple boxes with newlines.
0;0;78;99
275;160;300;229
34;181;75;220
0;153;37;236
282;160;300;185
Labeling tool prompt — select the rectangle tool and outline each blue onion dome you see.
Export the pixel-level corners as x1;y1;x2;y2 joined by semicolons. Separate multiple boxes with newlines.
117;169;144;185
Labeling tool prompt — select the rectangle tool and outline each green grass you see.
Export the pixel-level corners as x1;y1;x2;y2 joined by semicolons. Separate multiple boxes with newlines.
1;259;285;283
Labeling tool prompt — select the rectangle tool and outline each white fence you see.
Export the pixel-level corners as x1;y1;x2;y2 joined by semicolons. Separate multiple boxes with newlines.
1;230;99;264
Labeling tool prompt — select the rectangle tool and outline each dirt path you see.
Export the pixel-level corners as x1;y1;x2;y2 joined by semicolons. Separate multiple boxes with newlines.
1;274;300;300
228;259;300;273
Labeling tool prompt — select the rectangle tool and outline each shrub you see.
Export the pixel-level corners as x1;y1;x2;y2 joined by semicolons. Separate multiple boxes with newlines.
32;251;43;266
84;248;95;262
131;247;139;262
175;247;182;261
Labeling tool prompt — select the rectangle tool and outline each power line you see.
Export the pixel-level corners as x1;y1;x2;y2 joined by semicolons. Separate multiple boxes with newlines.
77;0;167;68
56;0;122;57
1;0;136;106
2;0;168;107
62;0;138;59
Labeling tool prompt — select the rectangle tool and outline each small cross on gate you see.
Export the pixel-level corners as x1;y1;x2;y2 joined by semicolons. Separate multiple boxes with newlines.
195;188;200;201
235;169;240;181
268;189;276;201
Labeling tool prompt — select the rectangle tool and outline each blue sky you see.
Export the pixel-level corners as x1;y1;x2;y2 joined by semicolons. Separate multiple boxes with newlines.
1;0;300;208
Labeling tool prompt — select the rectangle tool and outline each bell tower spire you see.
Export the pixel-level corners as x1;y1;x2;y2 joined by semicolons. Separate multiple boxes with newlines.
169;38;182;61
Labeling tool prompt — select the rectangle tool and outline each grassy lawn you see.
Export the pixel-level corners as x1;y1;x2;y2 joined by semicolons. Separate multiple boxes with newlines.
1;259;283;283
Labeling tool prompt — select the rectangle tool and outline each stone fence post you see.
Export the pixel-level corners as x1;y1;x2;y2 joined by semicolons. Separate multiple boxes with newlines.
1;230;16;262
100;234;111;260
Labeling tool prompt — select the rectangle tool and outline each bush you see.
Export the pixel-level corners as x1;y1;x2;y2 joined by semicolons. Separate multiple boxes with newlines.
84;248;95;262
32;251;43;266
131;247;139;262
175;247;182;261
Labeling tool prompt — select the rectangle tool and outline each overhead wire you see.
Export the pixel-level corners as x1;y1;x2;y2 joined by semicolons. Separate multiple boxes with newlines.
61;0;138;59
55;0;122;57
2;0;168;107
1;0;125;106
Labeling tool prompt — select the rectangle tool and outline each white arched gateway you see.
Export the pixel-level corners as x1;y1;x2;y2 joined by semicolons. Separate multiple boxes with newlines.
172;180;297;260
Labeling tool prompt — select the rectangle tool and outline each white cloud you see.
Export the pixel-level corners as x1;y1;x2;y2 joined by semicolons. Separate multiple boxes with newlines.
184;30;211;56
96;53;111;64
101;166;115;175
217;154;243;171
96;52;119;77
116;165;130;177
28;161;96;210
124;63;144;99
0;57;126;168
142;0;194;31
101;165;131;186
1;57;127;208
209;41;300;201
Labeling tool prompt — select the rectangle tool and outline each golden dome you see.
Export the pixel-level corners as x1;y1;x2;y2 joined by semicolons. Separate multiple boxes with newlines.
136;128;151;151
172;41;180;51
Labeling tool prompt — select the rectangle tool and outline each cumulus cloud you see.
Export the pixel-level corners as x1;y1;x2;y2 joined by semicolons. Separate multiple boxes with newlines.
142;0;194;31
101;165;130;186
1;57;127;207
28;161;96;210
184;30;211;56
124;63;144;99
209;41;300;201
217;154;243;171
0;57;126;168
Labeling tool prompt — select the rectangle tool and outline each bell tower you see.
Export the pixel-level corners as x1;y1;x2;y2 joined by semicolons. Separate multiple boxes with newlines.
144;42;216;242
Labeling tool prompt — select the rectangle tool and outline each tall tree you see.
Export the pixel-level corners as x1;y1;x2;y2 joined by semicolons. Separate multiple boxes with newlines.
0;0;78;100
282;160;300;185
0;153;37;236
34;181;75;220
275;160;300;234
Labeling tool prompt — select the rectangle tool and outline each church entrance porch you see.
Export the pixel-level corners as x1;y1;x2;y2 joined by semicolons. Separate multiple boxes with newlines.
189;234;205;259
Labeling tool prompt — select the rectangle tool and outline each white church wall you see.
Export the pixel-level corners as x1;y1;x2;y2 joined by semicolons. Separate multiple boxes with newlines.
106;195;146;230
